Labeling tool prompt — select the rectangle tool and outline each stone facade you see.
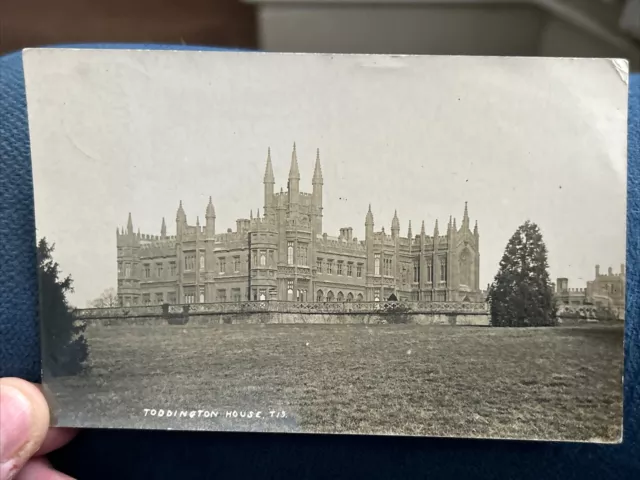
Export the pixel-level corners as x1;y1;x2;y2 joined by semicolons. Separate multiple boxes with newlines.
116;144;482;306
554;264;626;319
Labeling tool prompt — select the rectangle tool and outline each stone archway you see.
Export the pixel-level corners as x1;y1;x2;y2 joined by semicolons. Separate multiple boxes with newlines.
327;291;335;302
347;292;354;302
317;289;324;302
388;293;398;301
337;291;345;302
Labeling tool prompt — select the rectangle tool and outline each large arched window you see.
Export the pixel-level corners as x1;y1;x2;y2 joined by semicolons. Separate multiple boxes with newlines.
347;293;354;302
337;291;344;302
287;242;294;265
317;290;324;302
374;254;380;275
260;252;266;266
459;248;472;286
327;291;335;302
356;293;364;301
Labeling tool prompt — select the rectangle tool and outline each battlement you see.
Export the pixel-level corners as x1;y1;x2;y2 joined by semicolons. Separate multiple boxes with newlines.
317;233;366;252
595;264;625;278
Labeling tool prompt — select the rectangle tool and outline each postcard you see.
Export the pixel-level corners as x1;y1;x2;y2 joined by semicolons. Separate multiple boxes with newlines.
23;48;628;442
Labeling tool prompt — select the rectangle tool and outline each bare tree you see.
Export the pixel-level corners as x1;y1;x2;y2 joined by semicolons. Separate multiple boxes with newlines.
88;287;119;308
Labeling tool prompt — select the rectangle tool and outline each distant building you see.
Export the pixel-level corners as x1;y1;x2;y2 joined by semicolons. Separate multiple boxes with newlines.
554;264;626;319
116;144;483;306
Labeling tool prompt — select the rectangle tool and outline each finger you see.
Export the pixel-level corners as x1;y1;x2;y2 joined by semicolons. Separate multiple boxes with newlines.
0;378;50;480
35;428;79;457
14;457;75;480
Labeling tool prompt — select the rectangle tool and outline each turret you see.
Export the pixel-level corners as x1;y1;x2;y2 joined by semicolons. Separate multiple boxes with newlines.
407;220;412;240
312;148;324;233
391;210;400;238
287;142;300;208
596;264;600;277
206;196;216;237
263;147;275;217
474;220;479;239
434;219;439;238
160;217;167;238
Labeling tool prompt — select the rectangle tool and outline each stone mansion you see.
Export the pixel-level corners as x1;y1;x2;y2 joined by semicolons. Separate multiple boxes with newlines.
116;144;482;306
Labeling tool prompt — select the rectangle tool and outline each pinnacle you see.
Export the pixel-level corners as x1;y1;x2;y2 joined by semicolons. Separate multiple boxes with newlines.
365;204;374;225
264;147;275;183
289;142;300;180
313;148;323;183
206;196;215;217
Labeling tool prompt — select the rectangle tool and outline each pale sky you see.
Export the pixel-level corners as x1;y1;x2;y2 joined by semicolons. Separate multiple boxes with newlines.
23;49;628;307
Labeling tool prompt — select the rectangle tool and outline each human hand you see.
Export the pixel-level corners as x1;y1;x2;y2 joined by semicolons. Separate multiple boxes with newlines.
0;377;77;480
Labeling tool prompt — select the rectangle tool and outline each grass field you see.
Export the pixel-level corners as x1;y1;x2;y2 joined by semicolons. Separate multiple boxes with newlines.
46;324;624;442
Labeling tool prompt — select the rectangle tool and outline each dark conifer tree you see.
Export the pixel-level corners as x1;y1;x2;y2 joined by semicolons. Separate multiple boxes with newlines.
488;221;557;327
38;238;88;376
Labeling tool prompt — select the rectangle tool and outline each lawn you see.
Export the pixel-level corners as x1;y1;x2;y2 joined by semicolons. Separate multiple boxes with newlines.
46;324;624;442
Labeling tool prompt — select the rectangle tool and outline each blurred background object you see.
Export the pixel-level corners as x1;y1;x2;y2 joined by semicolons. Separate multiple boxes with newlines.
0;0;638;70
244;0;640;70
0;0;257;53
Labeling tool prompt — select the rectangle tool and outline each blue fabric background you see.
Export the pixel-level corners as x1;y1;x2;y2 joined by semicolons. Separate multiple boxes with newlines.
1;45;638;479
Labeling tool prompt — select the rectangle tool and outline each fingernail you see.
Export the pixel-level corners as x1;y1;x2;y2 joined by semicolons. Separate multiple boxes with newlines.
0;384;32;462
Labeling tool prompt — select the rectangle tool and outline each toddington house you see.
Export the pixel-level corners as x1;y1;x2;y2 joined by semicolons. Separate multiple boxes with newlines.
116;144;482;306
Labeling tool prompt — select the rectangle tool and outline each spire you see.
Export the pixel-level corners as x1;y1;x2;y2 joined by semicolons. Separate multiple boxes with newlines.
176;200;186;221
474;220;479;237
312;148;323;184
257;208;260;219
420;220;426;236
289;142;300;180
448;215;452;233
161;217;167;237
206;196;215;218
391;210;400;236
264;147;275;184
127;212;133;234
116;227;120;236
434;219;439;237
196;216;200;227
250;209;253;220
407;220;413;239
365;204;374;226
453;217;457;232
463;201;470;228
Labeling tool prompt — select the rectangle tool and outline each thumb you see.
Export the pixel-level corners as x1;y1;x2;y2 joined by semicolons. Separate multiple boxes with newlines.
0;378;50;480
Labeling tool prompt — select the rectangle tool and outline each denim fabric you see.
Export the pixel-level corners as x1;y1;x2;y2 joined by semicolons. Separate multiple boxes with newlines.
1;45;638;479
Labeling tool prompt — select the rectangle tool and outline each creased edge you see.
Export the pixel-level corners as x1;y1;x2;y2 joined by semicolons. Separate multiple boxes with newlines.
610;58;629;85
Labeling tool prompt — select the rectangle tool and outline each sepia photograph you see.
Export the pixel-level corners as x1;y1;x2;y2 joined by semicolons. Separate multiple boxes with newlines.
24;49;627;442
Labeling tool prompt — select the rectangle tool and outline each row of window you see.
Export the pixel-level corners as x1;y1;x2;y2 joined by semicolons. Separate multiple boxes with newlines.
122;252;451;282
119;291;177;307
413;258;448;283
316;258;363;277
